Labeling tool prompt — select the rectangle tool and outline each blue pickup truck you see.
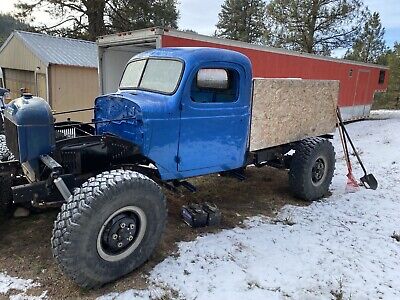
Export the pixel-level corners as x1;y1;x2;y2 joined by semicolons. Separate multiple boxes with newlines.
1;48;337;288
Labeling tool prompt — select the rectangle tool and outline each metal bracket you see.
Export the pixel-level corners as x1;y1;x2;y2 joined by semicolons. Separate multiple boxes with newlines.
40;155;63;174
53;177;72;200
40;154;72;200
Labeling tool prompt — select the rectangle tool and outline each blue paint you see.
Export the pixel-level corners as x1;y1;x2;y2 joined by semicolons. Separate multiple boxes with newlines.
95;48;252;180
4;96;55;162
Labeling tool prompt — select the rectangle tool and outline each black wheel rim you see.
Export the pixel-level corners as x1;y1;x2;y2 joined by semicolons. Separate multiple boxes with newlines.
101;212;139;254
311;157;327;186
97;206;147;262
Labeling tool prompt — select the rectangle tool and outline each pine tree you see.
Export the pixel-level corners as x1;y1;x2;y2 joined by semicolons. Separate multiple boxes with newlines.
0;13;32;46
15;0;108;40
264;0;365;55
345;12;386;63
14;0;179;40
216;0;267;44
109;0;179;32
374;43;400;109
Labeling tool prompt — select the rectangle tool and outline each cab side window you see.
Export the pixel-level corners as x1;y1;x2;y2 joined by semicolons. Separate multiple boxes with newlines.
191;68;239;103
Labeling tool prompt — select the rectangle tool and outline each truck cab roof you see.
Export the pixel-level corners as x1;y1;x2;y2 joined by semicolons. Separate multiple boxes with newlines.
129;47;252;71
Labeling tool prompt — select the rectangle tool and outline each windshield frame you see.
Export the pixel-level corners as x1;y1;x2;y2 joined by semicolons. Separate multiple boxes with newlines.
119;57;185;96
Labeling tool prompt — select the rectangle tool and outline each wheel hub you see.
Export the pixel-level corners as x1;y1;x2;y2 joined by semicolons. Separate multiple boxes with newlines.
312;158;326;184
103;214;138;253
97;206;147;262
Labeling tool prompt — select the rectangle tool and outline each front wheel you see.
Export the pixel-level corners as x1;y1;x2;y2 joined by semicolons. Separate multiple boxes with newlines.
289;137;335;201
51;170;167;288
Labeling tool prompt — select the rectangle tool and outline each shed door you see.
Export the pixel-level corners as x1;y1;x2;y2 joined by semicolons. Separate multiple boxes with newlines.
4;69;35;99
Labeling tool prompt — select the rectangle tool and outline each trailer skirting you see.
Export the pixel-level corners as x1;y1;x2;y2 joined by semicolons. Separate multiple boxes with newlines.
340;104;372;121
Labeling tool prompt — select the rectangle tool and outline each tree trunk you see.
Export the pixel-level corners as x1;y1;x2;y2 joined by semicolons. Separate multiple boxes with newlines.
85;0;106;41
306;0;319;53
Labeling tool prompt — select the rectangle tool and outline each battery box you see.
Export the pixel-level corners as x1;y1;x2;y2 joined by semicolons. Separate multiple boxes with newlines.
181;203;208;228
202;202;222;226
181;202;222;228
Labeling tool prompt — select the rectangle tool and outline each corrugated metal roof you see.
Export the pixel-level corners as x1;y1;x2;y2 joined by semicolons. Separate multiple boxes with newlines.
13;31;98;68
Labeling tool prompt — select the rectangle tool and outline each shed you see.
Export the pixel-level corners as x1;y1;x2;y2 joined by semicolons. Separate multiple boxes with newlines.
0;31;99;121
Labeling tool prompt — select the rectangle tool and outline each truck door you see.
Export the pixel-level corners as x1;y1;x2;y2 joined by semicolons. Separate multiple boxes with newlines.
178;63;250;172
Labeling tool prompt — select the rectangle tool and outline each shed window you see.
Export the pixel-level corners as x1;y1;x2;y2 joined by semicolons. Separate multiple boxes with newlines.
378;70;386;84
191;69;239;103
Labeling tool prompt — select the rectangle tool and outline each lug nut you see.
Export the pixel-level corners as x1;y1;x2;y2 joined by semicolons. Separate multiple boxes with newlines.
112;234;118;240
120;223;126;229
128;236;133;241
130;224;135;230
117;242;123;248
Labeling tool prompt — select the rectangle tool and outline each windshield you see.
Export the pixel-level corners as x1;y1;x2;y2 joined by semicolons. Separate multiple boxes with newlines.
120;58;184;94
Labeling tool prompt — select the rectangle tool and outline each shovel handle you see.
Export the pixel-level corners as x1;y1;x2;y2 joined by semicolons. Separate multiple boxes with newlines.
336;108;368;175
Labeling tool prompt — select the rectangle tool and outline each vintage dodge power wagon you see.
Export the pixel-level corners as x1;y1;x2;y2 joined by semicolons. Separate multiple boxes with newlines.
0;48;339;288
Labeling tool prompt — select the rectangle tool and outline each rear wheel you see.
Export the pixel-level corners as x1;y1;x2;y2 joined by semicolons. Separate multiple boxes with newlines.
289;137;335;201
51;169;167;288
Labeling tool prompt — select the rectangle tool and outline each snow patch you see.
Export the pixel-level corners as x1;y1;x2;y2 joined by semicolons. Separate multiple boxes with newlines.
0;272;45;299
0;273;38;294
9;291;48;300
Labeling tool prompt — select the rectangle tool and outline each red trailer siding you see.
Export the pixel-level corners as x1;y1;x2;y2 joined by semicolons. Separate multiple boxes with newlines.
162;34;389;120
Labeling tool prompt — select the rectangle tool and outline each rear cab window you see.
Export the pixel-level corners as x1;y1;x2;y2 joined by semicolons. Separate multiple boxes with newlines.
191;68;239;103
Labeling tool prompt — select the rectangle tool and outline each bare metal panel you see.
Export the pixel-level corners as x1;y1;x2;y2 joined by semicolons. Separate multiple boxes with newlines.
250;79;339;151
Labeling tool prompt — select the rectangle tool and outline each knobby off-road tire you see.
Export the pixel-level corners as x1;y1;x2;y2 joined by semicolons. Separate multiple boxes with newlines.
51;170;167;288
289;137;335;201
0;135;14;161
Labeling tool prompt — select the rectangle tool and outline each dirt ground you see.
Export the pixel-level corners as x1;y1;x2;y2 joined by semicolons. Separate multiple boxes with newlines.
0;166;310;299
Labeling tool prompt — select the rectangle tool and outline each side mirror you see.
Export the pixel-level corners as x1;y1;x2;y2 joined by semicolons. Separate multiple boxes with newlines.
197;69;229;90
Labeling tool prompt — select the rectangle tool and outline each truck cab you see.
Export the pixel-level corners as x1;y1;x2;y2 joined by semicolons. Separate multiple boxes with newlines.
95;48;252;180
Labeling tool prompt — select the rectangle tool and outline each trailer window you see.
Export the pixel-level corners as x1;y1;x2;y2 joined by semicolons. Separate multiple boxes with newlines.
191;68;239;103
378;70;386;84
120;58;183;94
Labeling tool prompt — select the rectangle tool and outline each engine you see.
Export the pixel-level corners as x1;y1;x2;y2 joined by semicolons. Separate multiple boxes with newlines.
4;94;55;162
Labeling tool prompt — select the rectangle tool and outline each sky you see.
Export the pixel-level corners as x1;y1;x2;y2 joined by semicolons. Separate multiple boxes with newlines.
1;0;399;50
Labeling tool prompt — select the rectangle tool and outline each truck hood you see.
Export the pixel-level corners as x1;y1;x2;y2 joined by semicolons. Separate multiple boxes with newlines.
95;91;176;121
94;91;178;153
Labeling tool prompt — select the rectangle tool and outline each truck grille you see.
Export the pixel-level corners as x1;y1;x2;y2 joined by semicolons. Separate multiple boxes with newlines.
4;118;20;159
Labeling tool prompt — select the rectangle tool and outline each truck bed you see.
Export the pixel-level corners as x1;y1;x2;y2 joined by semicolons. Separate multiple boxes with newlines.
250;79;339;151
